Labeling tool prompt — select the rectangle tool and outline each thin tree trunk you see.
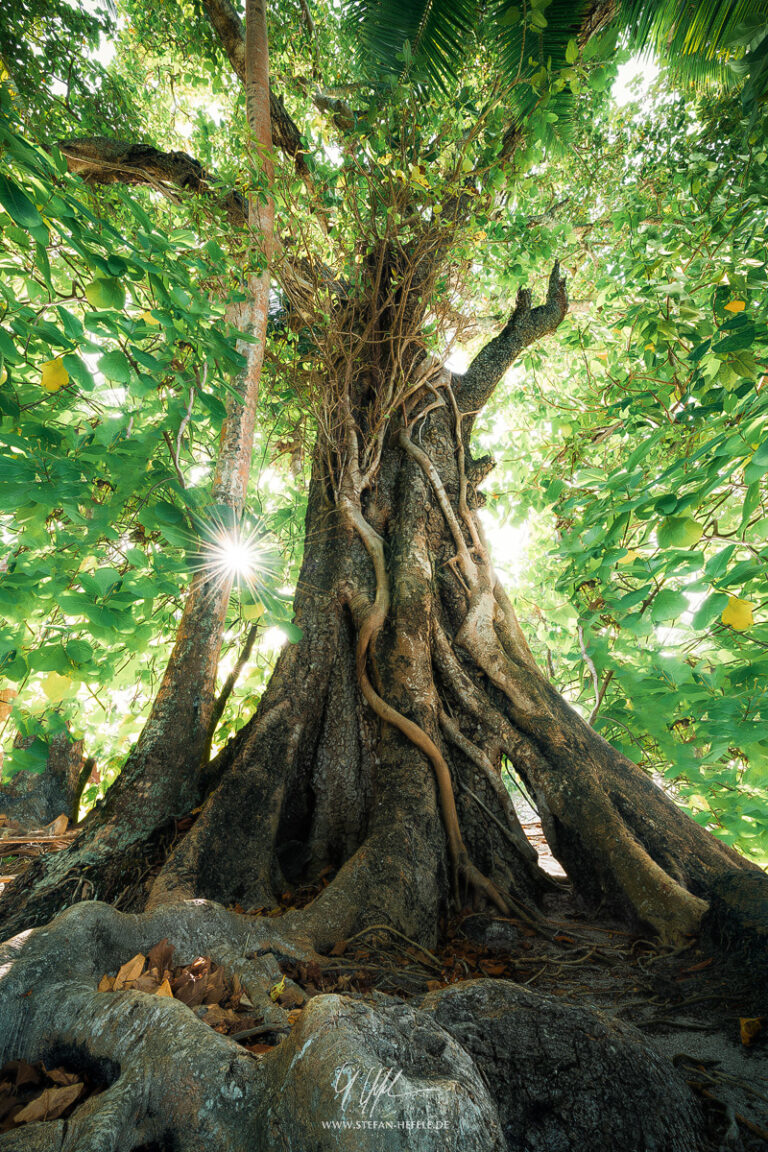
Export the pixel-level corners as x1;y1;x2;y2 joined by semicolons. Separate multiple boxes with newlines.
0;1;275;931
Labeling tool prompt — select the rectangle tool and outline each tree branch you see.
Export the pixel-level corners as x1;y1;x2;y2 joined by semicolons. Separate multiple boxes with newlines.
455;261;568;415
59;137;248;227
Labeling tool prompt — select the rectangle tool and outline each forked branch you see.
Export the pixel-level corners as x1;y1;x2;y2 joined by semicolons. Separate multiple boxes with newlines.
456;261;568;416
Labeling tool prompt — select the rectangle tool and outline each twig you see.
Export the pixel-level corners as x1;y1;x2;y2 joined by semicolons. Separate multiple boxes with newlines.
207;622;261;747
578;625;600;722
343;924;441;969
162;430;187;489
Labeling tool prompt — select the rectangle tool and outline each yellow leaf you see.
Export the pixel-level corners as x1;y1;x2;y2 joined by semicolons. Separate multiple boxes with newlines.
269;974;286;1001
113;952;146;990
0;367;7;384
724;299;746;312
156;978;173;997
618;549;639;565
41;357;69;393
140;310;160;325
42;672;73;702
97;974;115;992
740;1017;763;1046
241;601;265;621
721;596;754;631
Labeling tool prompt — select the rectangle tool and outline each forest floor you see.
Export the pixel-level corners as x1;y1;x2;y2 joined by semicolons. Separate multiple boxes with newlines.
1;809;766;1147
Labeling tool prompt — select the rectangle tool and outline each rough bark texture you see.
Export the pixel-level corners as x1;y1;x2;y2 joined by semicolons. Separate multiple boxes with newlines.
0;267;757;950
0;901;706;1152
0;732;88;827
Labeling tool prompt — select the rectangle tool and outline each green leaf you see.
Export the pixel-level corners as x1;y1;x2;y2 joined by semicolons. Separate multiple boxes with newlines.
650;589;688;622
0;173;44;230
98;350;132;383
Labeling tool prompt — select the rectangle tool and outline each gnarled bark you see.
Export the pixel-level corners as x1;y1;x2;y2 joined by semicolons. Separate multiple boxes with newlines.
0;901;706;1152
0;264;757;949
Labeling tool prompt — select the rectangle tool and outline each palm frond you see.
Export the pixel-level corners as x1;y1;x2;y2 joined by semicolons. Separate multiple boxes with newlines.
344;0;480;89
618;0;768;92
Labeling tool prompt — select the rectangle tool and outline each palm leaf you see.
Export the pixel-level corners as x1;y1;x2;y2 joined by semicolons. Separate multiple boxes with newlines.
617;0;768;92
344;0;481;89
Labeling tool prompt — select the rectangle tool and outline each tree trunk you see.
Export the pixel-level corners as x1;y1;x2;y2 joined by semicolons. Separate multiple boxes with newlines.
1;263;763;1149
0;268;758;946
0;731;89;828
0;0;274;933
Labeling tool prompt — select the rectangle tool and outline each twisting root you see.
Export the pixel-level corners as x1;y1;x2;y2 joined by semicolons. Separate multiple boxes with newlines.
337;402;510;915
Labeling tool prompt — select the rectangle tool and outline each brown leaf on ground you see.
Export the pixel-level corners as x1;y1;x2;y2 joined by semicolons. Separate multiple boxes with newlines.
245;1043;274;1056
187;956;211;978
479;962;507;977
173;966;213;1007
199;1005;240;1029
113;954;146;991
286;1008;303;1027
97;974;115;992
45;1068;81;1087
202;966;228;1006
147;938;175;974
15;1083;83;1123
44;815;69;836
330;940;347;956
132;974;162;994
156;978;173;997
8;1063;43;1089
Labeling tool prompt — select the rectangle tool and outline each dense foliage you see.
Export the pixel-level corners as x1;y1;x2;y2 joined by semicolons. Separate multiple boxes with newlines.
1;0;766;864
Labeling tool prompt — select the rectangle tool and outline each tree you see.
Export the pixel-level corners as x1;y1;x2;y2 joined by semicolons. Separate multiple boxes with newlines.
0;1;766;1147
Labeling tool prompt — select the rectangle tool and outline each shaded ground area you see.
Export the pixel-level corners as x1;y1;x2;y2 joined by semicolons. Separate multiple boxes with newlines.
0;814;75;891
1;806;765;1149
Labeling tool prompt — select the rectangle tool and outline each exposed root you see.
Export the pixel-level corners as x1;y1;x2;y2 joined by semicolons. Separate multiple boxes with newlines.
0;898;708;1151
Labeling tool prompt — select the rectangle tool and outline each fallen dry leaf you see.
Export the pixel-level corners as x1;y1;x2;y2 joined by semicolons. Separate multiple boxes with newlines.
44;815;69;837
156;978;173;998
45;1068;80;1087
740;1017;763;1046
7;1062;42;1089
132;974;161;994
202;966;227;1006
147;938;175;974
97;975;115;993
15;1083;82;1124
199;1005;239;1028
113;954;146;991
